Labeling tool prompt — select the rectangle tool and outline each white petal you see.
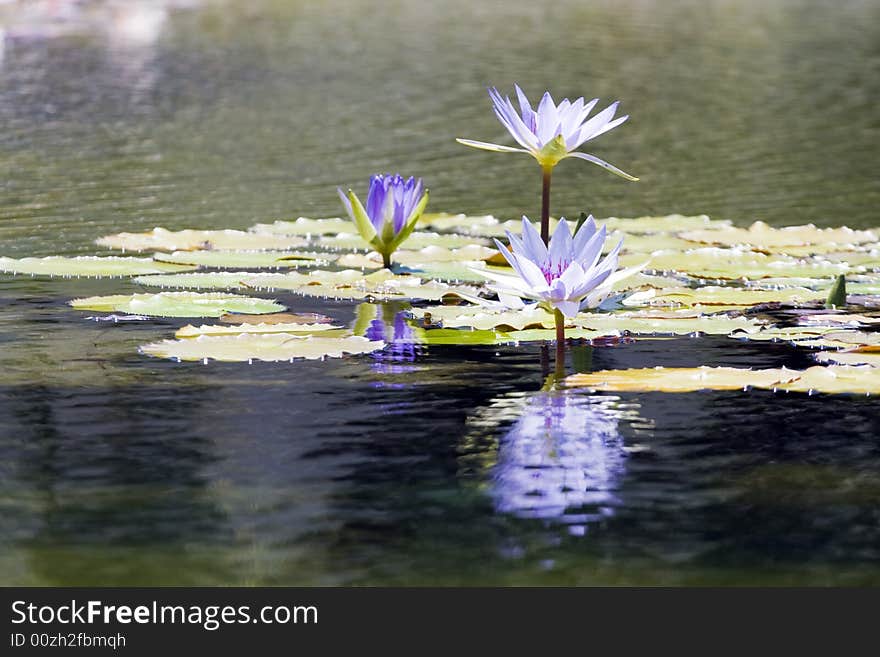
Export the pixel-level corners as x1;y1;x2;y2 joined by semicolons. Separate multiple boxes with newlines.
573;101;619;146
588;114;628;141
520;217;549;267
548;218;573;269
576;224;606;272
572;215;597;253
565;151;639;181
515;254;551;291
553;299;581;319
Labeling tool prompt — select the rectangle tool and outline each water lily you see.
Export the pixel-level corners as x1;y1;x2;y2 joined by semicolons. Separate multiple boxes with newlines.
478;215;627;319
338;174;429;268
477;215;638;376
457;85;637;243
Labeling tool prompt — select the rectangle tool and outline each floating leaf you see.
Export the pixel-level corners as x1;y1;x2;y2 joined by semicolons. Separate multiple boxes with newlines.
97;227;307;252
603;214;730;233
140;334;384;362
729;325;843;343
621;247;855;280
248;217;351;235
411;304;765;335
814;351;880;368
411;304;556;330
316;231;483;250
154;250;335;269
220;312;333;325
565;364;880;395
70;292;285;317
501;328;620;342
0;256;195;277
134;271;294;290
798;331;880;351
565;366;800;392
175;322;345;338
776;366;880;395
648;285;825;307
680;221;877;250
797;313;880;327
417;213;509;235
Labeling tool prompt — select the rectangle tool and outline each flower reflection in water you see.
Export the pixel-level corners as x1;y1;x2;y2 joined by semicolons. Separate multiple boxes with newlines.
355;303;422;377
491;391;629;535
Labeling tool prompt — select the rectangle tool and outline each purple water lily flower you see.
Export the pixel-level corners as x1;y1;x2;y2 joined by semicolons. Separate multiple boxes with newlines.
338;174;429;268
457;85;638;179
476;215;625;318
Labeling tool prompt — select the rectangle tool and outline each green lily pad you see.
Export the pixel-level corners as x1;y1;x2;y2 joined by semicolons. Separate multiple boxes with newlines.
97;227;308;252
140;334;384;362
648;285;826;307
798;331;880;351
729;326;844;344
417;213;510;235
814;351;880;367
70;292;286;317
154;250;336;269
565;366;800;392
681;221;877;251
175;322;345;338
411;304;766;335
248;217;352;235
0;256;196;277
134;271;296;290
566;364;880;395
604;214;731;234
621;248;855;280
316;231;486;251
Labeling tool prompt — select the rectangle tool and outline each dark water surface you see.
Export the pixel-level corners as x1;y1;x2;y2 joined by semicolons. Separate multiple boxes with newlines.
1;0;879;585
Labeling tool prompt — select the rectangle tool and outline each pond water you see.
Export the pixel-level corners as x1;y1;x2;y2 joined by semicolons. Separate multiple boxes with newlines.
1;0;879;585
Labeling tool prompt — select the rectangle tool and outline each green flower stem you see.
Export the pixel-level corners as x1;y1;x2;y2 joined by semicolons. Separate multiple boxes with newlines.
554;308;565;379
541;166;553;244
382;252;392;269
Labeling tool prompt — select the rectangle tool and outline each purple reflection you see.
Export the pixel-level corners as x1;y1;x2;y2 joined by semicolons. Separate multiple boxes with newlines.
491;392;627;534
358;305;422;366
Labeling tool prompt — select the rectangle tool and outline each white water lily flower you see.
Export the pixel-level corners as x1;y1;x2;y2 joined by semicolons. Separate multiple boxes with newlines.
477;216;638;318
457;85;637;180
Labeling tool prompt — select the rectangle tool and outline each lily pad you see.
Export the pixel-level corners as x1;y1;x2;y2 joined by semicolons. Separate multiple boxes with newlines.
648;285;825;307
565;364;880;395
248;217;351;235
680;221;877;250
776;365;880;395
417;213;509;235
0;256;196;277
411;304;765;335
220;312;333;325
813;351;880;367
70;292;286;317
316;231;484;251
603;214;731;233
140;334;384;362
565;366;800;392
729;326;844;344
97;227;307;252
134;271;296;290
175;322;345;338
337;244;497;267
621;247;855;280
154;250;336;269
798;331;880;351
